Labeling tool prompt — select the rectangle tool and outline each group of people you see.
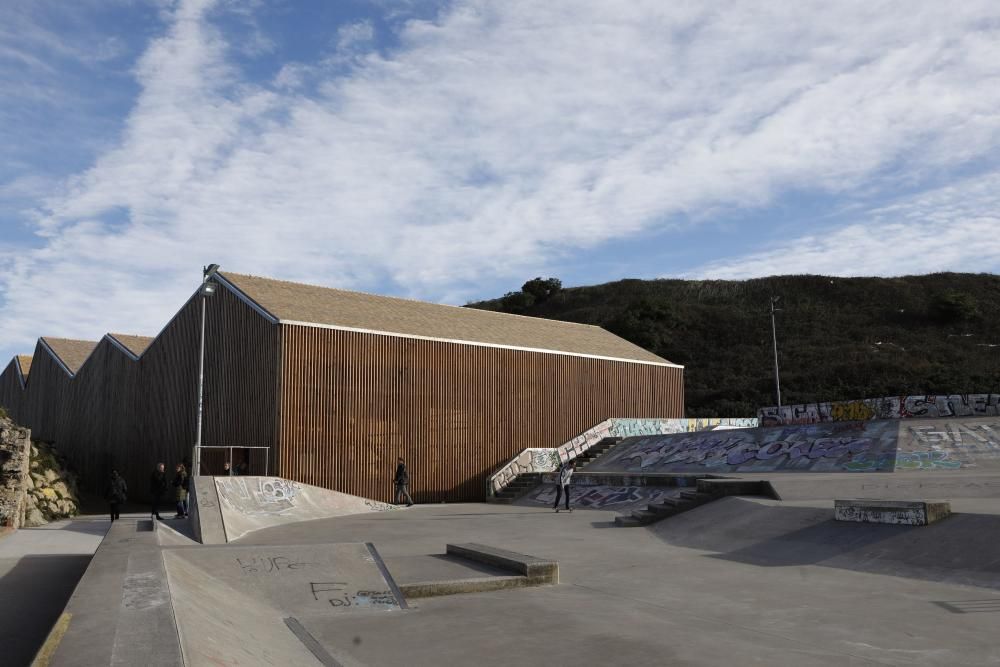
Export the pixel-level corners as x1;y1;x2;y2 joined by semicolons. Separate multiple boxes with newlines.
104;462;191;521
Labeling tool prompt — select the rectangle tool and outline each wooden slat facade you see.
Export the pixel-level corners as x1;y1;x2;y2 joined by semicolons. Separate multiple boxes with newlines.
0;278;683;504
277;324;683;503
0;286;278;502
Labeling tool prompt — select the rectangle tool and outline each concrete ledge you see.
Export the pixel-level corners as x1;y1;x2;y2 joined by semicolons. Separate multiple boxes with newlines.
399;575;528;599
698;478;781;500
446;543;558;584
834;499;951;526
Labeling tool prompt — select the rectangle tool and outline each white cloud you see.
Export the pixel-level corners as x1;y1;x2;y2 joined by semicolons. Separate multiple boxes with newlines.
687;172;1000;279
3;0;1000;359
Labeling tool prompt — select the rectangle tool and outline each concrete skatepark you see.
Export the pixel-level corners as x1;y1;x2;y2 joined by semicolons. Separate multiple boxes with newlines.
9;417;1000;666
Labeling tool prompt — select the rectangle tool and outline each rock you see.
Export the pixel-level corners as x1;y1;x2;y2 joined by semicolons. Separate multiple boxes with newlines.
30;460;39;469
24;507;46;527
30;445;38;458
52;481;70;499
40;487;58;501
31;472;45;484
24;475;34;490
44;469;59;484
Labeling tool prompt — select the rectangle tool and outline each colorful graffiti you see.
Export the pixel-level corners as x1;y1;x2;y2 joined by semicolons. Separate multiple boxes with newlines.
522;484;679;510
488;417;759;495
591;418;1000;473
759;394;1000;426
591;422;901;473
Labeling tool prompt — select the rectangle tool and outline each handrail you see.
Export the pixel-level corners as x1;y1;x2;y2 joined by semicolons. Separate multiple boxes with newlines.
487;417;759;498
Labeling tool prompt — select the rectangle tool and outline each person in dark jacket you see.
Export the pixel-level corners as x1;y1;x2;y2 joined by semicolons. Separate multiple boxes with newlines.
150;462;168;520
393;457;414;506
106;469;128;521
172;463;189;519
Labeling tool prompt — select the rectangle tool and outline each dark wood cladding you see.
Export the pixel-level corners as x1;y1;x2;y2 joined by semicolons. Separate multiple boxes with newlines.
0;286;279;500
0;282;682;505
277;324;683;503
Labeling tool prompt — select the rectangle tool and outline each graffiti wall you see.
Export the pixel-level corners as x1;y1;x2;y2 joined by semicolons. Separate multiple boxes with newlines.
759;394;1000;426
488;417;759;495
588;417;1000;474
519;483;682;511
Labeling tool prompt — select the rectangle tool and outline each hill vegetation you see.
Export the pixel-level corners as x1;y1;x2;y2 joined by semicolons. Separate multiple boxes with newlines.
466;273;1000;417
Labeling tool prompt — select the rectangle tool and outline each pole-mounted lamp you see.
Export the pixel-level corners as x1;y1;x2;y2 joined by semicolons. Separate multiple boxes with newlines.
194;263;220;477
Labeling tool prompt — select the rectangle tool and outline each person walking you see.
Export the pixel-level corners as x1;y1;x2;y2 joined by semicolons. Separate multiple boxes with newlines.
106;469;128;521
553;460;575;512
150;462;168;520
172;463;189;519
393;457;414;507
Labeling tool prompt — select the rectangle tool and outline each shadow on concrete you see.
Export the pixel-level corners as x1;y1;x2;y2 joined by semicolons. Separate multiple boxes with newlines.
0;553;92;667
652;497;1000;590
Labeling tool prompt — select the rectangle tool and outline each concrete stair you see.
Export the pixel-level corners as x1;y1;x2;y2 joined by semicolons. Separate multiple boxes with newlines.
614;479;778;527
573;437;623;470
491;473;545;504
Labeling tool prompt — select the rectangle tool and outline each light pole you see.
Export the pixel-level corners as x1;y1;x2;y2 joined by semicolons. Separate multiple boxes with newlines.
194;263;220;477
769;296;782;409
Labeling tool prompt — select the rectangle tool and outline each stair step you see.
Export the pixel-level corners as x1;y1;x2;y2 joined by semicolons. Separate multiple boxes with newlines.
615;516;644;527
630;509;658;522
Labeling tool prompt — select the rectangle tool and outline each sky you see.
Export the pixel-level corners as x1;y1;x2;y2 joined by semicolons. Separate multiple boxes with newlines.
2;0;1000;363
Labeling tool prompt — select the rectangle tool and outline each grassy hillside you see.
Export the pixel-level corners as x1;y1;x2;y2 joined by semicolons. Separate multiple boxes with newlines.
467;273;1000;417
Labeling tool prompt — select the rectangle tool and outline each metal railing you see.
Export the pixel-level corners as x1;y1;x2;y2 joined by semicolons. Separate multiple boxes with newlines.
194;445;270;477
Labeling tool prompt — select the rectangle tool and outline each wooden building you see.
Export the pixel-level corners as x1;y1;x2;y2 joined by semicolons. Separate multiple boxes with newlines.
0;272;684;502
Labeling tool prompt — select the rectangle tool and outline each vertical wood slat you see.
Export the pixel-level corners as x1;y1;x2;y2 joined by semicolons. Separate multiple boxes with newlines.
277;323;683;503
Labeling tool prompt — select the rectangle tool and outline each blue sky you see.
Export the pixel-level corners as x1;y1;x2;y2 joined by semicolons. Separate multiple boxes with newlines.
2;0;1000;363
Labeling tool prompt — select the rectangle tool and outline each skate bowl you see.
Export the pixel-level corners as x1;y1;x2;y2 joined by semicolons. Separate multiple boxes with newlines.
193;476;400;543
586;417;1000;475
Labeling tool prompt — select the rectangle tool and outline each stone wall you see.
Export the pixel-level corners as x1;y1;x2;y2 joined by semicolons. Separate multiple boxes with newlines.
24;441;81;526
0;416;32;528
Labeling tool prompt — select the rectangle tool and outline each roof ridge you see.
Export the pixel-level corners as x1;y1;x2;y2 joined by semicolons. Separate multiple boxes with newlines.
220;271;603;331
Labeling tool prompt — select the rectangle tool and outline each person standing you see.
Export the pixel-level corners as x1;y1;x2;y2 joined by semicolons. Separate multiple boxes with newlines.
106;469;128;521
553;460;575;513
173;463;189;519
150;462;168;520
393;457;414;507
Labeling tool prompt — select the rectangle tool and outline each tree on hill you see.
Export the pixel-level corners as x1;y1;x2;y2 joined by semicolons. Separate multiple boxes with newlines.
466;273;1000;417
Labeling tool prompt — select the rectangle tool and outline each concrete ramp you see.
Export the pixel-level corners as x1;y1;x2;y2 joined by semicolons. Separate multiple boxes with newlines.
587;417;1000;474
515;483;685;511
204;476;399;542
164;542;404;666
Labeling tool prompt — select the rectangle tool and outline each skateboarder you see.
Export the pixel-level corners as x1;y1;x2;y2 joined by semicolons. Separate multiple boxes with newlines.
553;460;575;512
394;457;414;506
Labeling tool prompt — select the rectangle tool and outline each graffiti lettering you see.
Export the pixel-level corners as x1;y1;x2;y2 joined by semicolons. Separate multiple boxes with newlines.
761;394;1000;425
237;555;316;575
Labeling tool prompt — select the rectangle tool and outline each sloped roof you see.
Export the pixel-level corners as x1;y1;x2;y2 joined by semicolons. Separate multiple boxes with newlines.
17;355;32;380
220;272;676;366
40;337;99;375
108;333;154;357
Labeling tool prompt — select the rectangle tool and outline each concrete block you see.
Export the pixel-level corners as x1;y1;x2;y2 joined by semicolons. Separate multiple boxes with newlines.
446;543;558;584
834;499;951;526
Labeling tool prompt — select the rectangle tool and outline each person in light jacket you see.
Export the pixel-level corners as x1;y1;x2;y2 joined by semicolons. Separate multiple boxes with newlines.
173;463;189;518
553;460;575;512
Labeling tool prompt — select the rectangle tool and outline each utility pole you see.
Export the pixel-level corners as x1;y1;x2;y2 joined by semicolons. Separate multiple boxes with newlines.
770;296;782;408
194;263;220;476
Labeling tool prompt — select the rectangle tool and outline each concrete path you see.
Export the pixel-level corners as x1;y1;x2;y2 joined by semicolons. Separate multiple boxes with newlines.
243;499;1000;666
0;516;110;667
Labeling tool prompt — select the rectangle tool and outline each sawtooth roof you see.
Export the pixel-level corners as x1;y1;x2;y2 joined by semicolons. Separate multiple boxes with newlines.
40;337;99;375
220;272;676;366
16;355;32;380
108;333;154;357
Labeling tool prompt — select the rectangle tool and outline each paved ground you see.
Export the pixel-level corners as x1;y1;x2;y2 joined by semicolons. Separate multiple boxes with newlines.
0;516;110;666
233;491;1000;666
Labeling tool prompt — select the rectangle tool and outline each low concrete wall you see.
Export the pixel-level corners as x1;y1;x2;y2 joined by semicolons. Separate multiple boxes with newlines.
834;499;951;526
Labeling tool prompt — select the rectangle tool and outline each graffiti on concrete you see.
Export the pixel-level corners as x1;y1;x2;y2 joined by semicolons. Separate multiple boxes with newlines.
842;450;962;472
489;417;760;495
760;394;1000;425
524;484;678;509
592;422;900;473
217;477;300;516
